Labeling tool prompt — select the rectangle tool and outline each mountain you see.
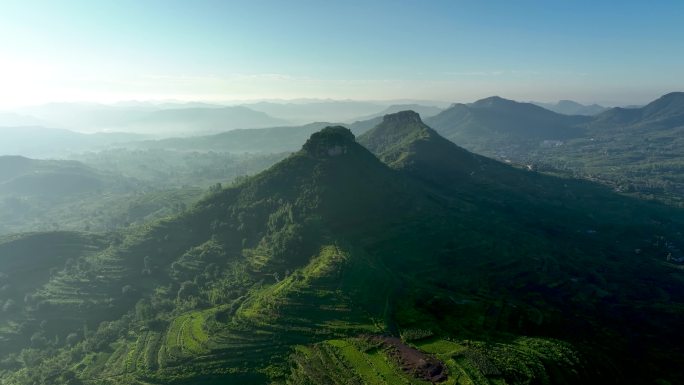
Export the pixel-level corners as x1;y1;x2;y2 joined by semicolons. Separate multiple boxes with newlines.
424;96;590;157
534;100;607;116
590;91;684;130
358;110;518;187
1;116;683;384
359;110;477;166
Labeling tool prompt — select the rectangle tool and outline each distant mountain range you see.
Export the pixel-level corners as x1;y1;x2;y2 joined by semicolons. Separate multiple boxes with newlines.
238;100;448;124
240;100;387;124
533;100;608;115
11;103;289;135
122;106;289;135
4;100;448;135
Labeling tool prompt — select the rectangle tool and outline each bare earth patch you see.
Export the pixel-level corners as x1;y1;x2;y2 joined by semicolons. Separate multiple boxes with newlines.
369;335;448;383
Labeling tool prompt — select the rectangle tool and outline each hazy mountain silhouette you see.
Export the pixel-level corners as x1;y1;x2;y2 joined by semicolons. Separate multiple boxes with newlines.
590;92;684;129
14;103;288;135
534;100;607;115
352;103;443;121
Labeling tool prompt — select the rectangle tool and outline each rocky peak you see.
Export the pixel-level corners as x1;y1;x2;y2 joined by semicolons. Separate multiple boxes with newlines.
382;110;422;124
302;126;356;158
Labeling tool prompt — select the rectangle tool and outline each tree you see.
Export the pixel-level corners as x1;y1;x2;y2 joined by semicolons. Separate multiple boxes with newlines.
135;299;153;322
177;281;199;300
2;299;16;312
24;293;35;306
30;332;48;348
142;255;152;275
66;333;80;346
121;285;135;296
209;182;222;194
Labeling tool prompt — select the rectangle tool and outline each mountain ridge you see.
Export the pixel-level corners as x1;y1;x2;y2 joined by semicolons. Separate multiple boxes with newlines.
533;100;607;116
591;91;684;129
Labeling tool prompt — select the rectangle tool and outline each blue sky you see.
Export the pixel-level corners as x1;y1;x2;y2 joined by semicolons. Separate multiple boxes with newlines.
0;0;682;107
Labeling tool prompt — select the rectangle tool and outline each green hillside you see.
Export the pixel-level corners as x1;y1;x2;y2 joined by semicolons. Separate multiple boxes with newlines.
0;232;111;355
0;121;683;384
358;110;489;179
0;156;112;196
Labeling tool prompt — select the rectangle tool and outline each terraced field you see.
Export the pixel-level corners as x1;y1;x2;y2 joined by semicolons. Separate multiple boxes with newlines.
69;245;383;384
415;337;584;385
290;338;433;385
125;331;164;372
154;245;382;379
163;310;211;362
289;336;587;385
331;339;432;385
50;239;585;385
